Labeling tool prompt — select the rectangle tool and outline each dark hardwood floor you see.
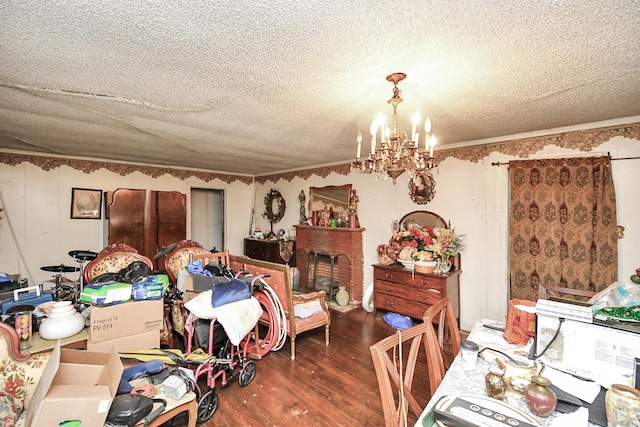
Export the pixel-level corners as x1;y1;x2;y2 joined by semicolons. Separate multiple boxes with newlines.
165;307;467;427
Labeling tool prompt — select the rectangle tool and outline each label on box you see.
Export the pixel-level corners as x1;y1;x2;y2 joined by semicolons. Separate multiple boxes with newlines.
89;299;162;343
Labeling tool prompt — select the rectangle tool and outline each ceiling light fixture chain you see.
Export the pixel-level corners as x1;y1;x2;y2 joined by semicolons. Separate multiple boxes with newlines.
351;72;438;187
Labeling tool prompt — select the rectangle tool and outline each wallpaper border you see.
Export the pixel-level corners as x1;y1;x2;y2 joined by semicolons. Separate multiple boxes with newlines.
1;122;638;185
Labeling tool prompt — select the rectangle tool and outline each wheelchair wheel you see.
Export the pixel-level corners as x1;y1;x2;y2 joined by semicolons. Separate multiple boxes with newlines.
238;360;256;387
197;389;218;423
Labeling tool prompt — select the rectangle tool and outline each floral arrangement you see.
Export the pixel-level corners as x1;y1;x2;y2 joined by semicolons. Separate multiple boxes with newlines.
427;227;465;262
378;223;464;264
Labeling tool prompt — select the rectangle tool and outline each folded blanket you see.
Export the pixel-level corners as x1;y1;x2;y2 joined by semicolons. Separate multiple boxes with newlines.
293;299;323;318
184;291;263;345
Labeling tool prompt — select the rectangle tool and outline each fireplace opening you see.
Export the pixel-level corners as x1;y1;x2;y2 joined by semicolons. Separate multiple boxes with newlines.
304;251;351;301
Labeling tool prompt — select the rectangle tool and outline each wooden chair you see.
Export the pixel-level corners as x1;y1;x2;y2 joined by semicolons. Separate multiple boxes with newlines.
230;255;330;360
189;250;231;269
539;284;596;304
422;298;461;393
0;321;52;427
369;323;431;427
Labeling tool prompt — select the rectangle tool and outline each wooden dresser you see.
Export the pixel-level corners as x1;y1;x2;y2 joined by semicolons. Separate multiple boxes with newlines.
244;238;295;266
373;263;461;321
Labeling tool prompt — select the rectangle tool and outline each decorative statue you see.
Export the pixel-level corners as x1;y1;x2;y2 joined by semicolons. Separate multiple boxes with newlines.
349;189;359;213
348;189;360;228
298;190;307;224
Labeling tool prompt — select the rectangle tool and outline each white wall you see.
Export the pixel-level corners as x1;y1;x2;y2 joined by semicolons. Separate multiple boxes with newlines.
1;133;639;332
0;162;253;286
254;135;640;331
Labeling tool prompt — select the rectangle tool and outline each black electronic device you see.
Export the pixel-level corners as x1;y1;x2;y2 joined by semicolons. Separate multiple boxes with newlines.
432;395;541;427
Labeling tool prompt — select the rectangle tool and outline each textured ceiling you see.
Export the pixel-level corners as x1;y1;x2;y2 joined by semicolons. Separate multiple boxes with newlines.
1;1;639;176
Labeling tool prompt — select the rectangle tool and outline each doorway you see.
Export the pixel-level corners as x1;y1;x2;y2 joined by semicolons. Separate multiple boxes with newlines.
191;188;224;252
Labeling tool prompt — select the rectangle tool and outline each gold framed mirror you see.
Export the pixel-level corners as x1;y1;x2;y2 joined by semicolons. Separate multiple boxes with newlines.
399;210;449;230
408;172;436;204
309;184;352;222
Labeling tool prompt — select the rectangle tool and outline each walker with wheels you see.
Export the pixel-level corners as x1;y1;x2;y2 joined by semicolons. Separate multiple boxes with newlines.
180;273;268;423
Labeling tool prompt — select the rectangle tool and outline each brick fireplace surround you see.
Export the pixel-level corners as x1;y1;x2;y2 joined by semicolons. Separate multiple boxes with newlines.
294;225;364;303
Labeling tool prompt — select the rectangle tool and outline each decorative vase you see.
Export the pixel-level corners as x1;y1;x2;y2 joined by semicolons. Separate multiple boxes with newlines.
524;375;557;418
348;213;356;228
605;383;640;427
434;259;452;275
485;367;507;400
39;301;86;340
336;286;349;307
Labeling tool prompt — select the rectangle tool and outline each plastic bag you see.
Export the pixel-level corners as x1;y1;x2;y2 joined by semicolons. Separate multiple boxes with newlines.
588;281;640;309
382;312;413;330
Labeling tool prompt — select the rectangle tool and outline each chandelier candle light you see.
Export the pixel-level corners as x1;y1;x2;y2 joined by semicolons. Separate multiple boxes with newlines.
351;72;438;184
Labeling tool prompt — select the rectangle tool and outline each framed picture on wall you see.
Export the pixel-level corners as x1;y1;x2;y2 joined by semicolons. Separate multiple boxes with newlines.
70;187;102;219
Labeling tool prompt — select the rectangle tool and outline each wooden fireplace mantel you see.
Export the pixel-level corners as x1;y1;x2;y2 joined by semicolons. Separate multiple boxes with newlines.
293;225;365;303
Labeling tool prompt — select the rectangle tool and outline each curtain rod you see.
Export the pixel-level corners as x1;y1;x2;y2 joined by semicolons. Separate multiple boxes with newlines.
491;155;640;166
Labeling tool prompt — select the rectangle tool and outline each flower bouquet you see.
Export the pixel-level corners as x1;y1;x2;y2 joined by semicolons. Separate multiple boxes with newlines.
376;222;464;273
426;227;465;274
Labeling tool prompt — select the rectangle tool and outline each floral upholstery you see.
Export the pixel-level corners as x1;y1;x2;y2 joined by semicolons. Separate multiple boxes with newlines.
84;243;153;283
163;241;210;343
163;240;211;285
0;322;51;427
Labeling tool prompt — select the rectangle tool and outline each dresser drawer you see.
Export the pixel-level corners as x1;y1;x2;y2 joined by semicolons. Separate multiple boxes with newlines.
374;292;429;320
375;279;444;304
374;267;443;288
374;268;407;283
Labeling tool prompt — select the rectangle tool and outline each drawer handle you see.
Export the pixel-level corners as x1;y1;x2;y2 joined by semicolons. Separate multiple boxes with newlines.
385;273;393;279
427;289;442;294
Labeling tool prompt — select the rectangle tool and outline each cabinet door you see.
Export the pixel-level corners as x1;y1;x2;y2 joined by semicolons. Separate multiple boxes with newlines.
107;189;147;253
107;189;186;268
156;191;187;255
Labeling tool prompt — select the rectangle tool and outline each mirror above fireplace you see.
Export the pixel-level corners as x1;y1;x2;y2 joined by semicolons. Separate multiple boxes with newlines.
309;184;352;220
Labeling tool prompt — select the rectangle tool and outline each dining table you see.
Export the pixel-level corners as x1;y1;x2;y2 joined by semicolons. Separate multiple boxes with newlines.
415;319;605;427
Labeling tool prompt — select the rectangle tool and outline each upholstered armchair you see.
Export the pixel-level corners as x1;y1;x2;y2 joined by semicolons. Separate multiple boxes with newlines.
163;240;211;286
163;240;211;347
84;242;154;284
82;243;175;347
0;321;51;427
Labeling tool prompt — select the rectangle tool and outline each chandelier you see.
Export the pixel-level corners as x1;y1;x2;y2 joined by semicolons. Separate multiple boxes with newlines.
351;72;438;185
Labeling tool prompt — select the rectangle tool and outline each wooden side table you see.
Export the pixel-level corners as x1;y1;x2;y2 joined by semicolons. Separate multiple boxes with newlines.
27;327;89;354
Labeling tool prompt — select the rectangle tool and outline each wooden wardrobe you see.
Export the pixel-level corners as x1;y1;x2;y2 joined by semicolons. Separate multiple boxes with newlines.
106;189;187;269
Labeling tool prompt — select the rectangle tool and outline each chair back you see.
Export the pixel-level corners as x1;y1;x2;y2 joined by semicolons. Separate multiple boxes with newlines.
370;323;430;427
189;250;230;269
84;243;153;284
539;284;596;304
163;240;210;284
422;298;460;393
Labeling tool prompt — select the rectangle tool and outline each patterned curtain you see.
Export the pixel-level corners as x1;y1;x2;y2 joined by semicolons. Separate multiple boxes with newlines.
509;156;618;301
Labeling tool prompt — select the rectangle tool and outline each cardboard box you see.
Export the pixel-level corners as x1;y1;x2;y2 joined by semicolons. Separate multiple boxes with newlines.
86;329;160;352
25;343;123;427
89;299;163;343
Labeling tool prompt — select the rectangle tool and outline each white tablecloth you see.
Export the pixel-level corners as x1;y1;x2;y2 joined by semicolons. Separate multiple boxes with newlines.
415;319;600;427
